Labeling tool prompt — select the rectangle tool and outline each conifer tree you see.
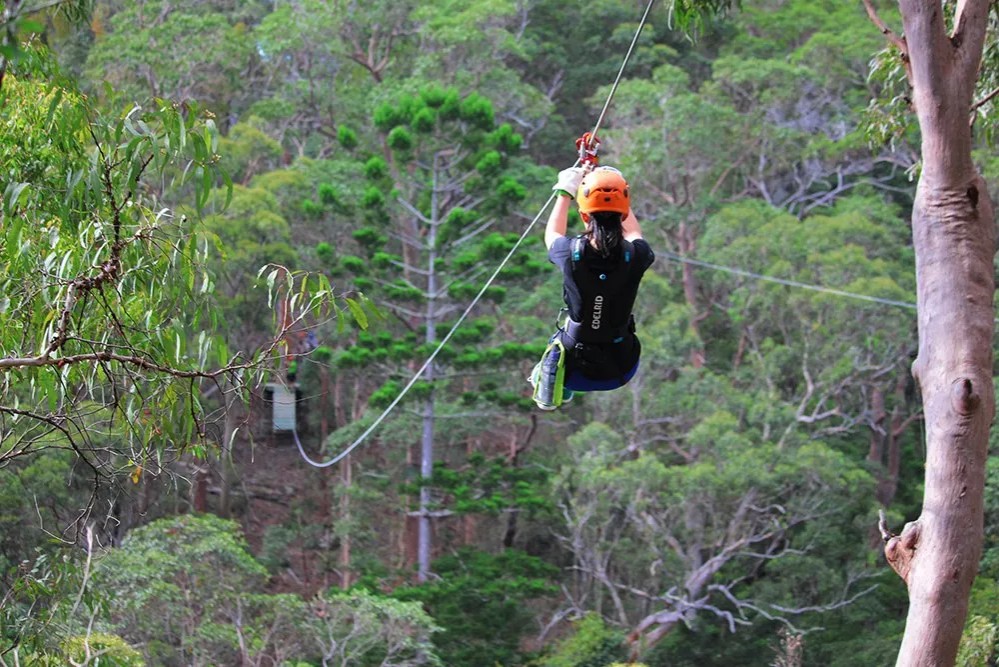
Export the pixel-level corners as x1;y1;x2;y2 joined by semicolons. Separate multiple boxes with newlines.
333;85;546;581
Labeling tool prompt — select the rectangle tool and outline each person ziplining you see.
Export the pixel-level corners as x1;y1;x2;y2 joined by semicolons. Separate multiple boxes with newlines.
530;137;656;410
289;1;659;466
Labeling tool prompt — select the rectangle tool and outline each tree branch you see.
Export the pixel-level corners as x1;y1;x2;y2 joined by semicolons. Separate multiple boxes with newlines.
879;510;919;583
862;0;907;54
971;85;999;113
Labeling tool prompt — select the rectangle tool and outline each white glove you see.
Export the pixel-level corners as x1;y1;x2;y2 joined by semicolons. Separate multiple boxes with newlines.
552;167;585;197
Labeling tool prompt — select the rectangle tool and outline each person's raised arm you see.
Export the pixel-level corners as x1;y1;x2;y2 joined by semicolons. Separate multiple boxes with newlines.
545;195;572;249
546;167;585;249
622;208;643;242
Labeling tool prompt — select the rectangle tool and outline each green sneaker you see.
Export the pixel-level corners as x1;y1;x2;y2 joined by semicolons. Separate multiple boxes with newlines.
529;363;557;410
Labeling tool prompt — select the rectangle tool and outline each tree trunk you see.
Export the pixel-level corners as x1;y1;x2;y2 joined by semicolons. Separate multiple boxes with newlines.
869;371;918;508
883;2;996;664
677;220;706;368
193;461;208;513
417;394;434;581
219;380;240;518
339;452;352;590
417;194;439;583
322;366;351;589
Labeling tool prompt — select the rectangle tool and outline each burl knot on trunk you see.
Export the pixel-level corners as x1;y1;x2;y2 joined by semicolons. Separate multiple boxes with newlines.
951;377;980;415
879;509;919;583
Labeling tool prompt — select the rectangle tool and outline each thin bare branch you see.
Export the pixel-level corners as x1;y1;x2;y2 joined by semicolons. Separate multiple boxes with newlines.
862;0;907;53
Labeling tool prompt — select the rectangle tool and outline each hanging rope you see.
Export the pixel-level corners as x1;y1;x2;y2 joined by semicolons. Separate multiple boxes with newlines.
291;0;658;469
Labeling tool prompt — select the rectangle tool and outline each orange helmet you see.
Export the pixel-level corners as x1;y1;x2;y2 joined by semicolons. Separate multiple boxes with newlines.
576;166;630;215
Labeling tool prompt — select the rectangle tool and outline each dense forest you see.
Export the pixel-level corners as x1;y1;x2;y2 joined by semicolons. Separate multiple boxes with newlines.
3;0;999;665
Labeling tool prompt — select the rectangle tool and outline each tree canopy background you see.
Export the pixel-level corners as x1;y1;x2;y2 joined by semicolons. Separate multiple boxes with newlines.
2;0;998;665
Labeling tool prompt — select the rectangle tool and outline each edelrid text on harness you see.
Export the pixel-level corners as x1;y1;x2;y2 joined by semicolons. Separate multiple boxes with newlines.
564;236;637;345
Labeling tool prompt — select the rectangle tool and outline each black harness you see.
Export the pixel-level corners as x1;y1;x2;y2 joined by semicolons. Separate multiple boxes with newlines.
558;237;641;382
564;236;637;343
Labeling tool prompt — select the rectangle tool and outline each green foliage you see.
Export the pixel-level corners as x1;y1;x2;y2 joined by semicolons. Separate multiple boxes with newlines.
362;184;387;209
0;45;268;469
310;588;442;665
475;149;503;176
980;456;999;577
62;633;145;666
487;123;523;153
301;197;322;217
536;613;628;667
458;91;495;129
369;379;402;407
412;106;436;133
0;1;940;664
958;616;999;667
393;548;558;666
374;101;406;132
1;549;87;652
364;156;389;180
864;42;917;153
353;226;388;250
671;0;740;35
400;453;551;516
341;254;367;275
317;182;339;206
387;125;415;151
0;449;78;568
337;124;358;149
83;2;254;117
217;119;283;184
554;407;878;653
496;176;527;202
97;514;279;664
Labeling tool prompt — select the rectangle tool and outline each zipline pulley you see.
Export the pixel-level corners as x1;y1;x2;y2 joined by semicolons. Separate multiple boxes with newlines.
576;132;600;168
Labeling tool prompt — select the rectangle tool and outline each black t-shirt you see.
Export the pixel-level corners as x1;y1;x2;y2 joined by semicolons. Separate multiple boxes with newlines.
548;235;655;328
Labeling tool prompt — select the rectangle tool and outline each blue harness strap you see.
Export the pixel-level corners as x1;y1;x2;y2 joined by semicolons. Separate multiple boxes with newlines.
570;236;632;271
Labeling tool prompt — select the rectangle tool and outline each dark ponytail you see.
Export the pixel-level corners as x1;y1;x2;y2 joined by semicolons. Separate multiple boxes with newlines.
587;211;624;257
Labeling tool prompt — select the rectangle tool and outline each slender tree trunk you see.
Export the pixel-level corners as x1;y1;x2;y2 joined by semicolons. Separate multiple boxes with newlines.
404;444;419;570
321;366;351;589
0;2;19;94
416;158;445;582
868;373;907;507
339;452;352;590
876;371;917;508
219;382;240;518
465;438;477;546
880;2;996;664
868;385;887;467
677;220;706;368
417;391;434;582
192;463;208;513
417;215;438;583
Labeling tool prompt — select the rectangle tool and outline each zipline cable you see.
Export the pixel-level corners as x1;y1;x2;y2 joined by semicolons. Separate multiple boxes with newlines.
590;0;657;140
659;251;918;311
292;0;658;468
